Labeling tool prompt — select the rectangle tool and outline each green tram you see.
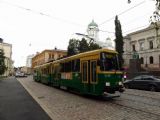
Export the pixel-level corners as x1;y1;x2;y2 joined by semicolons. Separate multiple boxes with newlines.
33;49;124;96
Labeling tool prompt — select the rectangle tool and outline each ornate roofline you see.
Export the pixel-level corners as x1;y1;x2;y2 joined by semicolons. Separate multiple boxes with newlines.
126;22;160;36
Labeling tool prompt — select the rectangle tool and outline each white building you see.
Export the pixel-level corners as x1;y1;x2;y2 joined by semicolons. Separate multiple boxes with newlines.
26;54;34;67
0;39;13;76
87;20;114;50
87;20;99;41
123;23;160;70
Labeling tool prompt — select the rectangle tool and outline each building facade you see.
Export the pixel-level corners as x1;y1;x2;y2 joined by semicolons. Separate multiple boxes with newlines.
87;20;99;41
20;66;32;75
123;23;160;70
26;54;34;67
32;48;67;68
0;40;13;76
87;20;114;49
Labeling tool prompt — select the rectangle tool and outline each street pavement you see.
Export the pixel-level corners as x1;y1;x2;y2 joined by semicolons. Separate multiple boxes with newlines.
17;76;160;120
0;77;52;120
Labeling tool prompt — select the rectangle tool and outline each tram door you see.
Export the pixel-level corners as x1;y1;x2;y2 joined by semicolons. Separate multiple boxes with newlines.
82;61;90;93
90;60;97;93
81;60;97;93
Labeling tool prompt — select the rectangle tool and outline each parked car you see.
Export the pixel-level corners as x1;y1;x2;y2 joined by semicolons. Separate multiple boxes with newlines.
15;72;27;77
124;75;160;92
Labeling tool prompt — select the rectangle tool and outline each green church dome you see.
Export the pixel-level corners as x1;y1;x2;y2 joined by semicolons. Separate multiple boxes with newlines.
88;20;98;27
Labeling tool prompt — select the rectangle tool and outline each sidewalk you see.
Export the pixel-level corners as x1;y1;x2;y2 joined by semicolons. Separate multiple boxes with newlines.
0;77;52;120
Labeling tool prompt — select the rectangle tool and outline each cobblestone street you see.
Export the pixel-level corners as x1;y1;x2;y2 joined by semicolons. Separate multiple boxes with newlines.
17;76;160;120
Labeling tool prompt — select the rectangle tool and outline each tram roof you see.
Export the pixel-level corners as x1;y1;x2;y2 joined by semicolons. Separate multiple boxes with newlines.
54;48;117;63
33;48;117;68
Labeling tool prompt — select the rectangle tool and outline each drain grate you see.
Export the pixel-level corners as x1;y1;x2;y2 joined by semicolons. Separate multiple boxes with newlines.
38;96;45;99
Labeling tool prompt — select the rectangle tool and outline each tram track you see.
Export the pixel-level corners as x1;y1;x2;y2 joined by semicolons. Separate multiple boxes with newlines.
120;93;160;107
109;100;160;118
123;89;160;101
19;77;160;120
100;89;160;118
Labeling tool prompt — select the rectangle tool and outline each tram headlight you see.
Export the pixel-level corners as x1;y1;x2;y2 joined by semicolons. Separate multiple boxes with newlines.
118;81;123;85
106;82;110;86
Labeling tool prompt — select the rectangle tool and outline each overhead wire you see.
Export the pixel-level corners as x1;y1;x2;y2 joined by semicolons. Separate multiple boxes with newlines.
122;12;152;27
99;0;146;26
0;0;152;36
99;12;150;34
108;24;149;40
99;0;153;36
123;24;149;34
1;0;146;34
0;0;85;28
99;29;115;34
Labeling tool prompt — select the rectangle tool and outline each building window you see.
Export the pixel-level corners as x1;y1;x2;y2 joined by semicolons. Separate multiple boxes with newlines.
139;42;144;51
132;44;136;51
49;54;51;59
149;41;153;49
52;54;54;59
140;57;144;64
149;56;154;64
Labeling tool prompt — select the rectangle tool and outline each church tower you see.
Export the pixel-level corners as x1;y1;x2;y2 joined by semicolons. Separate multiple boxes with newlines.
87;20;99;41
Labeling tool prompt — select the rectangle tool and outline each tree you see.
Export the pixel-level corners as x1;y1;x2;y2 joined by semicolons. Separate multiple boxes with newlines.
89;41;101;50
78;38;89;53
0;49;7;75
67;39;79;56
115;15;124;69
67;37;101;56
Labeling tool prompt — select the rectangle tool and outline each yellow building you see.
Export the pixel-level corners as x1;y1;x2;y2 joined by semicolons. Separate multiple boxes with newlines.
32;48;67;68
21;66;32;75
0;39;13;76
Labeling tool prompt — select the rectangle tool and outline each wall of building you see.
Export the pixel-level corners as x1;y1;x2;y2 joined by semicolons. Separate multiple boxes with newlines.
26;54;34;67
0;42;13;76
32;49;67;68
123;24;160;70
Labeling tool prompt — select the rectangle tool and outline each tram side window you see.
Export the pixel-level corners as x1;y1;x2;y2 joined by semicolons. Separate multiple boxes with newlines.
41;68;44;74
67;61;72;72
52;66;54;73
61;59;80;72
63;61;72;72
47;67;50;74
34;70;37;76
72;59;80;72
61;63;65;72
91;61;97;82
44;68;46;74
82;62;88;82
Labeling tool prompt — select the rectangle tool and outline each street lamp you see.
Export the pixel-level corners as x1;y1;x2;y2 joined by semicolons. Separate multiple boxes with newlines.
128;0;131;4
75;33;94;45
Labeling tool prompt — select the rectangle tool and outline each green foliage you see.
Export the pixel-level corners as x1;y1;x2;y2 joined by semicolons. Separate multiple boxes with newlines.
78;38;89;53
115;15;124;69
0;49;7;75
89;41;101;50
79;38;101;52
67;38;101;56
67;39;79;56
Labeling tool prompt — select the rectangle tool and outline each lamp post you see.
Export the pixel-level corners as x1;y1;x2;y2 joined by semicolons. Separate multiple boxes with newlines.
75;33;94;45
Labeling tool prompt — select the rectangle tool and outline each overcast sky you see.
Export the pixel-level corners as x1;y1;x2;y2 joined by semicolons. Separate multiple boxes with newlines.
0;0;155;67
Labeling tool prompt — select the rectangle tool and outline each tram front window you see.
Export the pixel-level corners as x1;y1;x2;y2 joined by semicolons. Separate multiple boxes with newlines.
100;52;119;71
